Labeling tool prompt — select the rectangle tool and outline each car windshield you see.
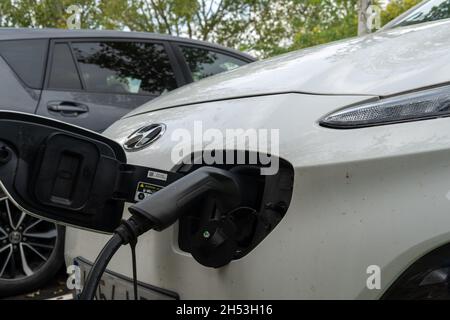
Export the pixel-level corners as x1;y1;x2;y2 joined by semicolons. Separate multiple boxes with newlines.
390;0;450;28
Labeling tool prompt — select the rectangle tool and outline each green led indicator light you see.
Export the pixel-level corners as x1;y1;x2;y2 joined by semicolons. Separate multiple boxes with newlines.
203;231;211;239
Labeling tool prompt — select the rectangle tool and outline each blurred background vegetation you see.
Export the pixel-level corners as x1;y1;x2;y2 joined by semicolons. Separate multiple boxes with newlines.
0;0;422;57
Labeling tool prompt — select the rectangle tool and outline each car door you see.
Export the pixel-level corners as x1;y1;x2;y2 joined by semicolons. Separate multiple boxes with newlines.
36;39;182;132
171;43;252;83
0;39;48;114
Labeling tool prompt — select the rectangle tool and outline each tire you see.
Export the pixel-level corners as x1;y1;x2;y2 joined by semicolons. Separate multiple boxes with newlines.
0;193;65;298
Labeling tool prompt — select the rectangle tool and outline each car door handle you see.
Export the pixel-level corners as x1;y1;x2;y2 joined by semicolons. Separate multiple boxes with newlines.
47;102;89;116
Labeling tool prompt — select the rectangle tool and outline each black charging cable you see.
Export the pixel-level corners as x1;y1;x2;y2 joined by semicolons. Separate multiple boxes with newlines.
129;236;138;300
79;233;123;300
79;215;153;300
79;167;243;300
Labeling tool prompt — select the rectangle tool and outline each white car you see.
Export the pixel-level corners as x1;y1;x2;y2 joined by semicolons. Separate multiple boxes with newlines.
64;0;450;299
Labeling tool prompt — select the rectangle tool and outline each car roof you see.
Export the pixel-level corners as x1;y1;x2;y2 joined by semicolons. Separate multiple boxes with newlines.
0;28;255;61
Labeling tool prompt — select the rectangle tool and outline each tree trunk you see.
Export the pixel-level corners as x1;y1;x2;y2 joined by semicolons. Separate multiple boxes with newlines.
358;0;370;36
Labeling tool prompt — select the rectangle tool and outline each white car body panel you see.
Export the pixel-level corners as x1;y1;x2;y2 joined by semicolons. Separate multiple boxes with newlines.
125;19;450;118
66;89;450;299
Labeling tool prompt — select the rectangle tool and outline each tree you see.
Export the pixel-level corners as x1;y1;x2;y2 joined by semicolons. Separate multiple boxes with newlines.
381;0;421;25
0;0;426;58
287;0;360;51
0;0;99;29
96;0;291;58
358;0;370;35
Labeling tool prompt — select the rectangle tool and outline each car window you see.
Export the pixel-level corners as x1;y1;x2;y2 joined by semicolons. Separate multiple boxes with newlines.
0;39;48;89
48;43;83;90
71;41;177;96
391;0;450;28
180;46;247;82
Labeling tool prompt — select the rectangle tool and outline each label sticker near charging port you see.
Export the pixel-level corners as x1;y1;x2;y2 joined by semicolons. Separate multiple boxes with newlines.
134;182;163;202
117;165;183;204
147;170;168;181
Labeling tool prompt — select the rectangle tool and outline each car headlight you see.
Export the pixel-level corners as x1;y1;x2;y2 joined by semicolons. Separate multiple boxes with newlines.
320;85;450;128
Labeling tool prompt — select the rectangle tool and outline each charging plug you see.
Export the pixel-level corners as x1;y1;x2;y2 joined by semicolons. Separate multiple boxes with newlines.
127;166;243;233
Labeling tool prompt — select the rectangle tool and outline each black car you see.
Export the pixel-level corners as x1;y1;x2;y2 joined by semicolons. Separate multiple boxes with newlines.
0;28;255;297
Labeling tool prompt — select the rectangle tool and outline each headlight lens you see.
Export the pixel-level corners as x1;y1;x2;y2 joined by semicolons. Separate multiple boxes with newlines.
320;85;450;128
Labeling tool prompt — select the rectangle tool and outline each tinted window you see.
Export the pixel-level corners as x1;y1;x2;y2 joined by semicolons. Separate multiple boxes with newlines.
393;0;450;28
180;46;247;82
71;42;177;95
0;39;48;89
48;43;83;90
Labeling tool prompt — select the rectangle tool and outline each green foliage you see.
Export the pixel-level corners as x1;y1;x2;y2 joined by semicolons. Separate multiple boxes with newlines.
0;0;100;29
288;0;360;52
381;0;422;25
0;0;424;58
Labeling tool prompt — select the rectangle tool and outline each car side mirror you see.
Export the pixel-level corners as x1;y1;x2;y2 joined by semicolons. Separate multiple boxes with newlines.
0;111;127;233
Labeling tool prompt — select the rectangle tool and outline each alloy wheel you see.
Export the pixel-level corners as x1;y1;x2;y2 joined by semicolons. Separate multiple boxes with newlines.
0;195;58;280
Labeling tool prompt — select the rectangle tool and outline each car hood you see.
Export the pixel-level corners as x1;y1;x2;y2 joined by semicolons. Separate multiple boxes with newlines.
126;19;450;117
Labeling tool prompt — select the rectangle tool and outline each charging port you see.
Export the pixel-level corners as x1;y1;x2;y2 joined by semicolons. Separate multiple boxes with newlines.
177;156;294;268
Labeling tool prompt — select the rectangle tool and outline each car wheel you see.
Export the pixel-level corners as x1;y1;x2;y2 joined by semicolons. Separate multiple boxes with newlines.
0;193;65;298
